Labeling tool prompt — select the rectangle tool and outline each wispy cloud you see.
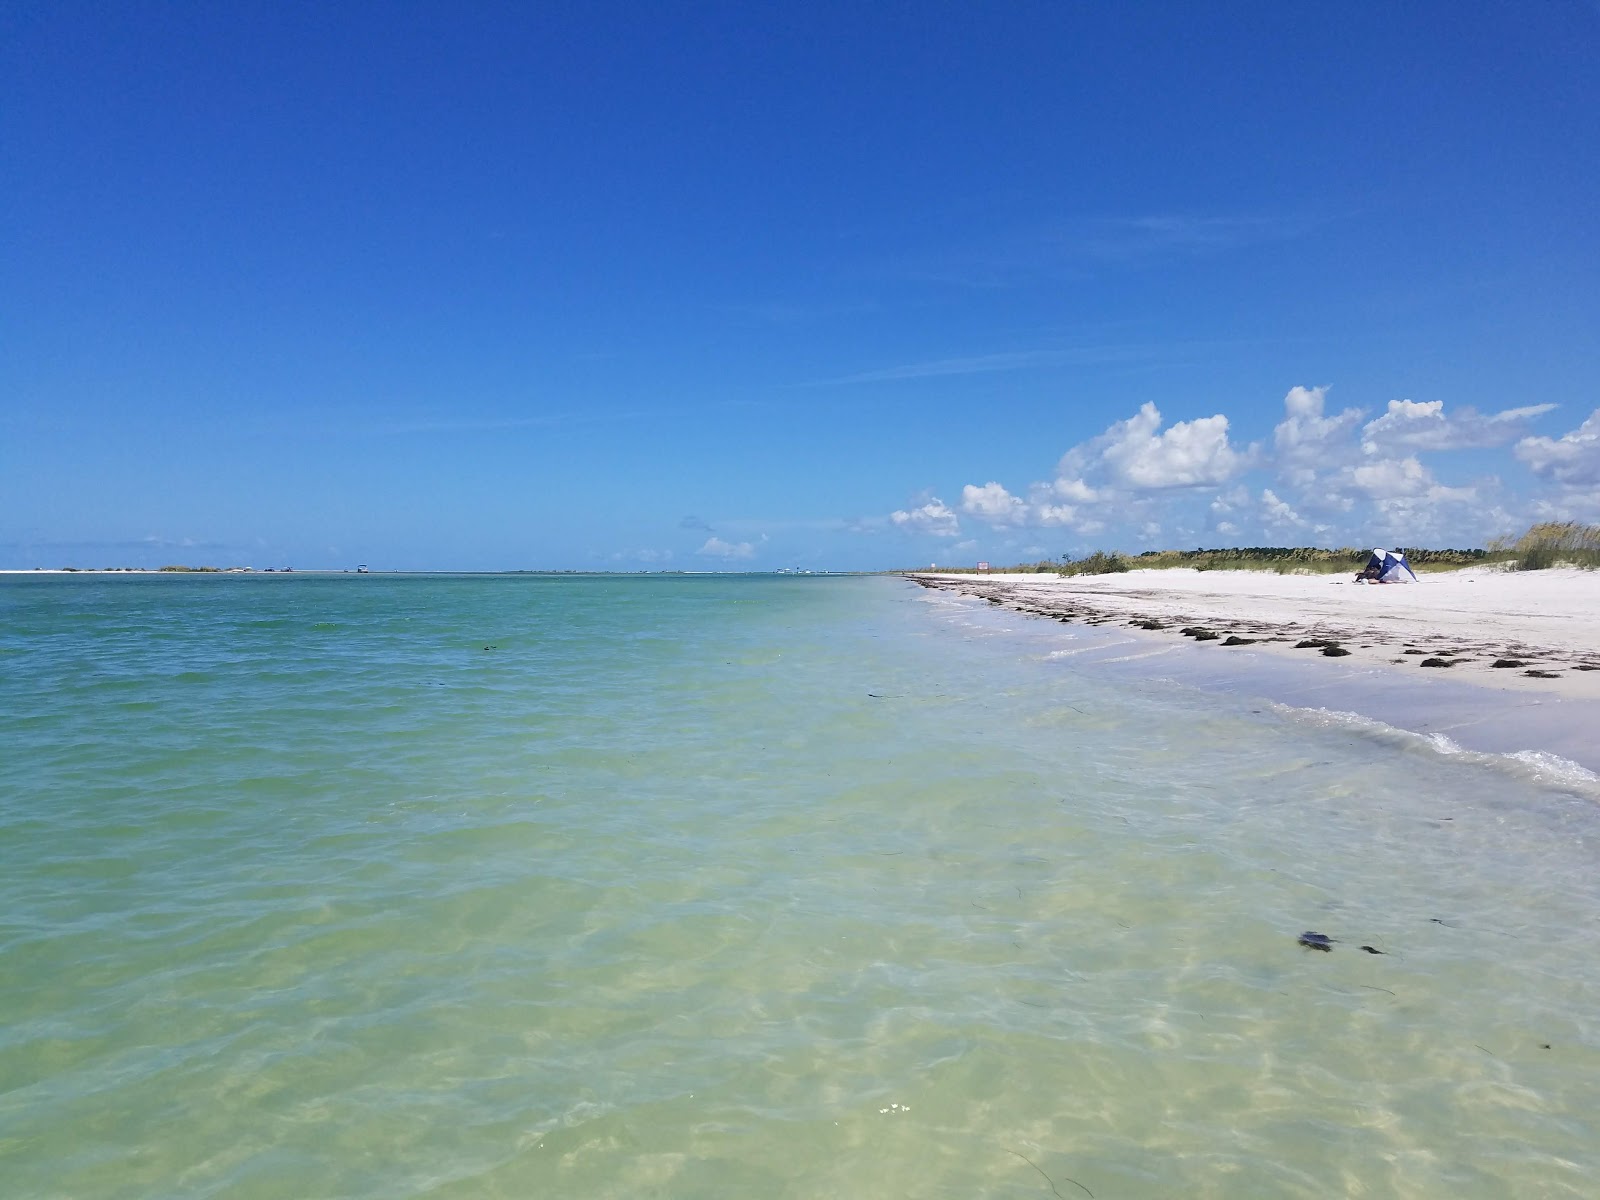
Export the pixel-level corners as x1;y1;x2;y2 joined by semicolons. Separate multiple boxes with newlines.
373;409;652;436
1070;214;1317;261
809;340;1242;387
812;349;1098;386
715;299;884;327
884;210;1325;289
357;397;769;438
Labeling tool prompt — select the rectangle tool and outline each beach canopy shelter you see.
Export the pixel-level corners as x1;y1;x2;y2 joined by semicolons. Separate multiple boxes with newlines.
1364;547;1418;583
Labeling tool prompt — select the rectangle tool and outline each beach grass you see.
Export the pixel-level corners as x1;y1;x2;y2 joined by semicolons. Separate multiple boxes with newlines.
1487;522;1600;571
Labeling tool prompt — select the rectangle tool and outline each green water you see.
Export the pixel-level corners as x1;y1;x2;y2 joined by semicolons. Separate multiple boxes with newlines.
2;574;1597;1198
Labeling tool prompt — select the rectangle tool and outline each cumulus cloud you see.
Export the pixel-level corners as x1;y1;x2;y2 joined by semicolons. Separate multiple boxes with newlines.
1350;455;1434;497
1272;386;1366;487
1065;402;1252;490
889;497;960;537
871;383;1561;550
1516;409;1600;486
1260;488;1306;527
698;536;755;559
1050;477;1100;503
1361;399;1556;454
947;403;1253;536
960;482;1028;524
1335;453;1480;539
1268;388;1530;534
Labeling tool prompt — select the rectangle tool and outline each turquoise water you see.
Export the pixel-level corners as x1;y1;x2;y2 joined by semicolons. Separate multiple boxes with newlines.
2;574;1598;1198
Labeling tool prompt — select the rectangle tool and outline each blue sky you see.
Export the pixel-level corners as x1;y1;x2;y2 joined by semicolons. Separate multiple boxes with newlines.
4;2;1598;570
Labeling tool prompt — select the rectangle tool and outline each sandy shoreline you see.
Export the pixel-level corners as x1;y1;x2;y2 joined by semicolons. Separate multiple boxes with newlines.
913;566;1600;702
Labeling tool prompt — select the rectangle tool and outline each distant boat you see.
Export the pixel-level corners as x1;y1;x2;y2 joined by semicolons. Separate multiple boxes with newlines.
356;564;370;574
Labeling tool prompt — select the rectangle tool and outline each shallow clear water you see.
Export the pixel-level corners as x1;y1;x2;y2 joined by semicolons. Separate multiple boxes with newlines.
2;574;1597;1198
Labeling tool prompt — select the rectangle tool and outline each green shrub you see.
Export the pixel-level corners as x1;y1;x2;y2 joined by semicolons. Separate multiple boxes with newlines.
1059;550;1129;576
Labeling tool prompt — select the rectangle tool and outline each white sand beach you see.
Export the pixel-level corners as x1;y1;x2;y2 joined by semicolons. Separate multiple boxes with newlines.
918;566;1600;702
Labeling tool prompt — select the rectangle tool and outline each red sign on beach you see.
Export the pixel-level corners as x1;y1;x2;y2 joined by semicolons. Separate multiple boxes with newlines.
977;561;990;571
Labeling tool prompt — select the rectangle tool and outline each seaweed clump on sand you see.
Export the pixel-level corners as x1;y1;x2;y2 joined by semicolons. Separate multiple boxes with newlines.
1293;638;1351;657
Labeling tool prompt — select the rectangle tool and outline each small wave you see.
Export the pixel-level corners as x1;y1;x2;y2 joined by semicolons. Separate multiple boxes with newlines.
1091;646;1181;665
1273;704;1600;797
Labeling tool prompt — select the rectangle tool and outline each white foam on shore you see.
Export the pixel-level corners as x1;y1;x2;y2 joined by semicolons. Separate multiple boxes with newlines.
1274;704;1600;798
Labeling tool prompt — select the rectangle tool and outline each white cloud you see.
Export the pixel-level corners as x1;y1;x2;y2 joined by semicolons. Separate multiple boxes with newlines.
1336;453;1482;540
889;497;961;537
926;402;1248;540
883;383;1549;551
1260;488;1305;527
1051;477;1100;503
1269;391;1524;535
1209;485;1249;515
1529;487;1600;524
1516;409;1600;486
948;403;1251;537
1272;385;1366;486
698;536;755;559
960;481;1028;524
1350;455;1434;497
1361;399;1555;454
1068;402;1251;489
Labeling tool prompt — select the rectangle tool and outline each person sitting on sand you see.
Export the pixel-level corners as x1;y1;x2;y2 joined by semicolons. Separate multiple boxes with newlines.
1355;563;1383;582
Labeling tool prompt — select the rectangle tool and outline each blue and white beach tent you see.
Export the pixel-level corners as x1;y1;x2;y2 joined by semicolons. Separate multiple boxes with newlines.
1364;548;1418;583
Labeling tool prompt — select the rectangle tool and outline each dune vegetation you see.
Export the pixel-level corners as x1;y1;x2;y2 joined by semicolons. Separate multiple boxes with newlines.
1488;522;1600;571
920;522;1600;576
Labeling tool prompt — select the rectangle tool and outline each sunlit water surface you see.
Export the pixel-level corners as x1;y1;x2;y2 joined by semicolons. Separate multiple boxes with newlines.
2;574;1597;1198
